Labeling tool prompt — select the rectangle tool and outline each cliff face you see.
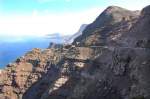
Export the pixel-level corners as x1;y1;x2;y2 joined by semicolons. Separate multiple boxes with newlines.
0;5;150;99
119;5;150;48
73;6;140;46
0;48;60;99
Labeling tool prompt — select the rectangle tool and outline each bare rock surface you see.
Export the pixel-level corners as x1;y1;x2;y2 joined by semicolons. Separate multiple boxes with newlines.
0;5;150;99
73;6;140;46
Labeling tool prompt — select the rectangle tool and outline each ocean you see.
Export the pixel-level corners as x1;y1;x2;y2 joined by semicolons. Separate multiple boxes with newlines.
0;37;53;68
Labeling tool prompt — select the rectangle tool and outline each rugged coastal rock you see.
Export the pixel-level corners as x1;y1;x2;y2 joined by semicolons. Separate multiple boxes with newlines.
0;48;60;99
0;5;150;99
73;6;140;46
119;5;150;48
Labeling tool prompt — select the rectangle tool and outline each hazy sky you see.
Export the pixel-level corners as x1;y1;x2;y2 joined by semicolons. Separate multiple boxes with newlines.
0;0;150;37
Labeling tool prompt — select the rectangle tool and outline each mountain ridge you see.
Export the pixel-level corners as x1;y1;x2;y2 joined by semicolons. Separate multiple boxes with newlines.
73;6;140;46
0;5;150;99
64;24;88;44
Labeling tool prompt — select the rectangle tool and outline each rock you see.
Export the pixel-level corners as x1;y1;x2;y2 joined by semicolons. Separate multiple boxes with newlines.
141;5;150;15
0;5;150;99
119;5;150;48
73;6;140;46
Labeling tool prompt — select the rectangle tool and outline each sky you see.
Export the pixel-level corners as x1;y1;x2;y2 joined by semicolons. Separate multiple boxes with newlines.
0;0;150;38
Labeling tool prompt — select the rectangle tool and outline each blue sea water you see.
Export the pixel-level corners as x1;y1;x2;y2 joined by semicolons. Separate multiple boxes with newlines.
0;36;61;69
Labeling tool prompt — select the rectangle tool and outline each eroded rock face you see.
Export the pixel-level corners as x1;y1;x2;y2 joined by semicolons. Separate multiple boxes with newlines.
73;6;140;46
0;48;60;99
141;5;150;15
119;5;150;48
23;47;150;99
0;5;150;99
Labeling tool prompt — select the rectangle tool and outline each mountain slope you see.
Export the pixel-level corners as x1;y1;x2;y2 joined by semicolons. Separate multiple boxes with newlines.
119;5;150;48
0;5;150;99
73;6;140;46
64;24;88;44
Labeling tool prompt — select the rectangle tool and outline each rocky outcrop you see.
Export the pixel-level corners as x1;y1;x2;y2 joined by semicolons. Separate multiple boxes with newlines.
119;5;150;48
73;6;140;46
22;47;150;99
0;48;62;99
67;47;150;99
0;5;150;99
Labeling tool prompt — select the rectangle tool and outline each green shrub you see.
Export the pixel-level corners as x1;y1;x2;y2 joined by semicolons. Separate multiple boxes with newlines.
132;96;145;99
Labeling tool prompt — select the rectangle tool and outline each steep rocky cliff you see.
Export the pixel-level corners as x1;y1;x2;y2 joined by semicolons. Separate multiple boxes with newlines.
119;5;150;48
73;6;140;46
0;5;150;99
0;48;62;99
